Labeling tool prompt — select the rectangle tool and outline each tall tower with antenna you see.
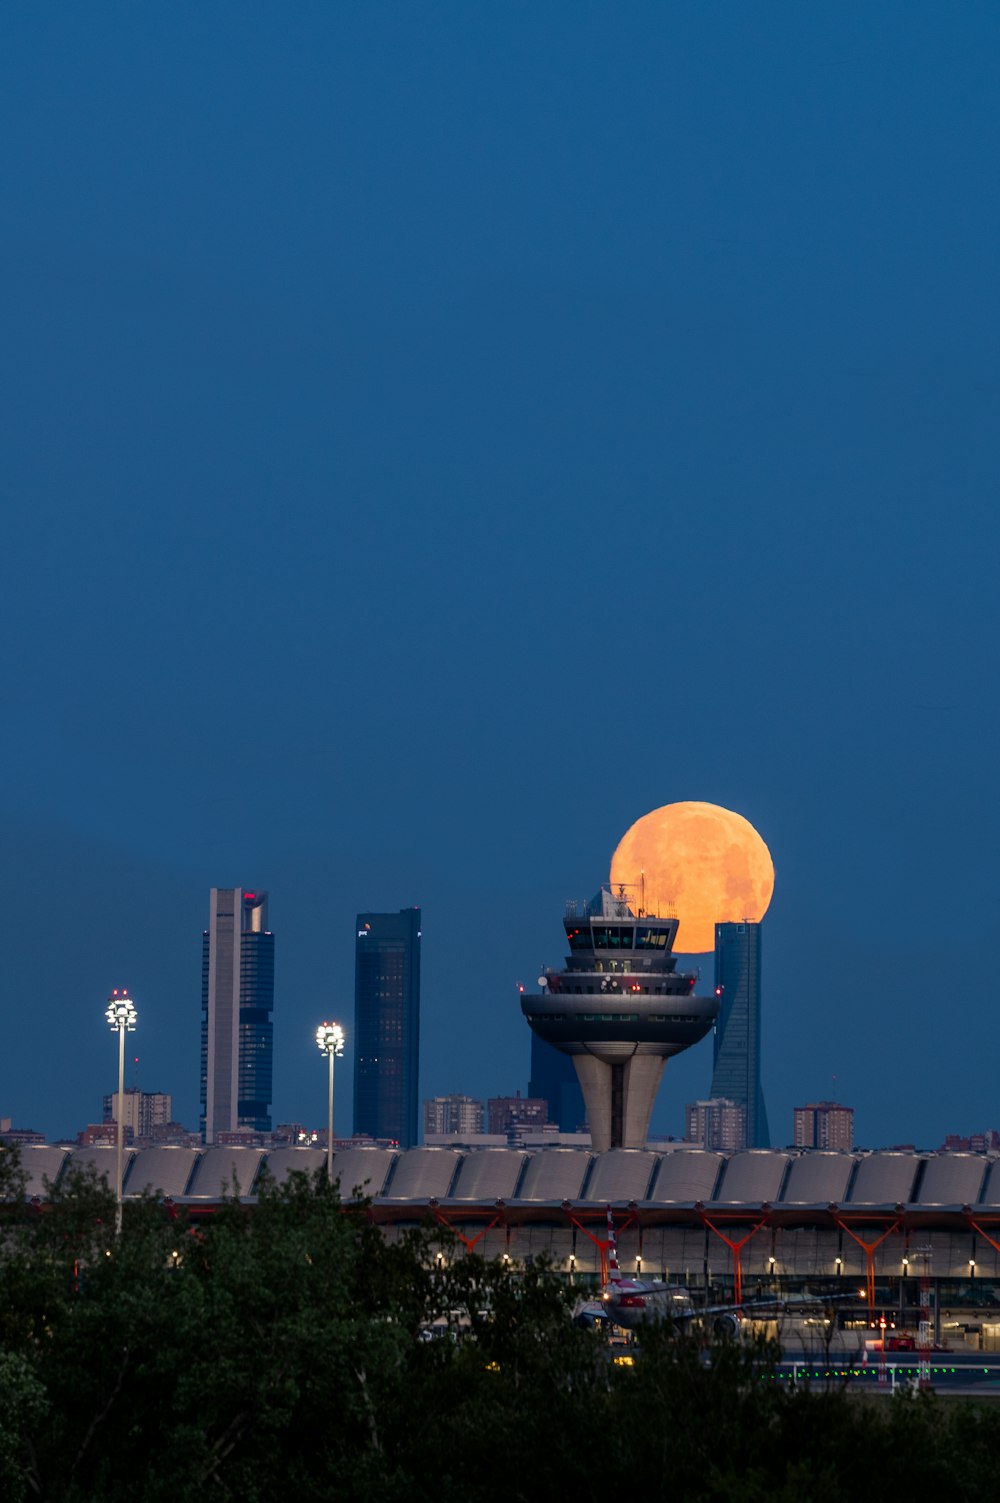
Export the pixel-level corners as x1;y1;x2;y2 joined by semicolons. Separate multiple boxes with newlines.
520;886;718;1152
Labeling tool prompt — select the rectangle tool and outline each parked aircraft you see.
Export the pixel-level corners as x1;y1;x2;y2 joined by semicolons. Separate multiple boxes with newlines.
593;1208;853;1339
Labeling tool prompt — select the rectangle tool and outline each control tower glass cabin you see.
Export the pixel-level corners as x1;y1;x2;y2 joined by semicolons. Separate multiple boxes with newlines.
520;887;718;1152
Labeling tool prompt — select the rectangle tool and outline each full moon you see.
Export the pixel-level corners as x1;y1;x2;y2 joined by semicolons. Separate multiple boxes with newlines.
609;801;774;953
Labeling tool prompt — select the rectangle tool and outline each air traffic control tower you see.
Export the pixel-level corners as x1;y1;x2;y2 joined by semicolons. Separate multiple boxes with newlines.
520;888;718;1153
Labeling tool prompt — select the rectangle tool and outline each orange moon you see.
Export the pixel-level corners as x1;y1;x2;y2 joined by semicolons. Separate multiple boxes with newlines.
609;801;774;953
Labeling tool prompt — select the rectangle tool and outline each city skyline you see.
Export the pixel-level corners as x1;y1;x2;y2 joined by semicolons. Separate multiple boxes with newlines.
3;858;998;1150
2;4;998;1149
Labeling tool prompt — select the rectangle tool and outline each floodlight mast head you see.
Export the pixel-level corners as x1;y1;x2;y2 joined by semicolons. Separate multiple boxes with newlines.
316;1022;344;1057
105;989;138;1032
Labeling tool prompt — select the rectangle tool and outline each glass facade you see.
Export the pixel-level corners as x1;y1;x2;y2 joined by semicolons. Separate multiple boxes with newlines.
529;1033;585;1133
353;908;421;1149
709;922;769;1149
237;928;274;1129
200;889;274;1141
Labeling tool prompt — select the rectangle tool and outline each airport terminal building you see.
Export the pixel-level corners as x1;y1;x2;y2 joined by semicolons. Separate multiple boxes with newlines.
22;1140;1000;1342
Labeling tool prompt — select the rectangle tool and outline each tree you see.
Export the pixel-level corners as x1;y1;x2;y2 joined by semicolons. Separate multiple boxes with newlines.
3;1163;1000;1501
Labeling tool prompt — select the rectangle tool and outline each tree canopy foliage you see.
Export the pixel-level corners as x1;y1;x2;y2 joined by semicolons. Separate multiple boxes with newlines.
1;1145;999;1501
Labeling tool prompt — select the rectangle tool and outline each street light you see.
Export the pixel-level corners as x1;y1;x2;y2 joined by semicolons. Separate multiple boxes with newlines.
315;1022;345;1183
105;988;137;1235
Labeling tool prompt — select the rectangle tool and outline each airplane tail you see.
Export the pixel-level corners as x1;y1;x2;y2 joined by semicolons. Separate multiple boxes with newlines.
606;1205;623;1285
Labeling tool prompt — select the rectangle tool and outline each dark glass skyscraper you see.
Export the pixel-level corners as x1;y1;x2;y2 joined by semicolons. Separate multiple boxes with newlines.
200;888;274;1143
354;908;421;1148
528;1034;585;1133
709;921;769;1148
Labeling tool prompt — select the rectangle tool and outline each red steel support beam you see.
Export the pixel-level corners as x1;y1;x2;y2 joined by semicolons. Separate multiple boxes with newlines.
430;1208;502;1255
963;1212;1000;1265
832;1216;902;1325
697;1212;769;1307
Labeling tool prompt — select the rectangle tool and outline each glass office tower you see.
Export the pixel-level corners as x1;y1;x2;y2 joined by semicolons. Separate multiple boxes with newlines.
200;889;274;1143
528;1034;585;1133
354;908;421;1148
709;921;769;1149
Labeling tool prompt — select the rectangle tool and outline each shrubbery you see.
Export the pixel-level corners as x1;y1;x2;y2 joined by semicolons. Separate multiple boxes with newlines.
1;1146;998;1501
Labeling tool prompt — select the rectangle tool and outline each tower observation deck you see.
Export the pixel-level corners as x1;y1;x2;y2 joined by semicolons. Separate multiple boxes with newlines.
520;887;718;1152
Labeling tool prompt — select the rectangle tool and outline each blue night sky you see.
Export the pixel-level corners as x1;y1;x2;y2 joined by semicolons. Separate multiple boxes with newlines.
1;3;997;1149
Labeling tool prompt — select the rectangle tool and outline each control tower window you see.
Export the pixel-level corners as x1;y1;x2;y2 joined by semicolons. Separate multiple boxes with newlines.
592;926;634;949
636;927;668;949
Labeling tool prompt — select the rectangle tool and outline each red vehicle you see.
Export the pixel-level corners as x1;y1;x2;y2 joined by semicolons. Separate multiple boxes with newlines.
864;1332;915;1354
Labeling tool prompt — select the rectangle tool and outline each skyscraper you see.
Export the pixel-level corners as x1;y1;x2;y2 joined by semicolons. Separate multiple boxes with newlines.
200;889;274;1143
710;921;769;1148
354;908;421;1148
528;1033;585;1133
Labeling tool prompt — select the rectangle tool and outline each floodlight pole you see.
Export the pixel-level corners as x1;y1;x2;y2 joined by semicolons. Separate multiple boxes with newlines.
115;1014;126;1234
326;1045;335;1183
105;989;137;1236
316;1023;345;1185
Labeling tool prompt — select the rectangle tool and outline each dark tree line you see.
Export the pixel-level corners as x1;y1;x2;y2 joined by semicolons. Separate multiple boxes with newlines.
1;1144;999;1502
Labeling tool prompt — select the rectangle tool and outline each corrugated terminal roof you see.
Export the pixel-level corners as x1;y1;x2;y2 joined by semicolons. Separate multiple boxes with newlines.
18;1144;1000;1219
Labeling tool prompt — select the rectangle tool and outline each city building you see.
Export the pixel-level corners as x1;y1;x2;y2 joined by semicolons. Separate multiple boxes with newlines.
793;1101;854;1151
354;908;421;1149
148;1122;201;1147
200;889;274;1144
487;1093;550;1137
102;1088;172;1142
0;1121;46;1146
424;1094;484;1138
709;922;769;1148
528;1034;586;1133
685;1097;747;1152
520;886;718;1152
78;1122;123;1147
423;1129;591;1149
941;1130;1000;1153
